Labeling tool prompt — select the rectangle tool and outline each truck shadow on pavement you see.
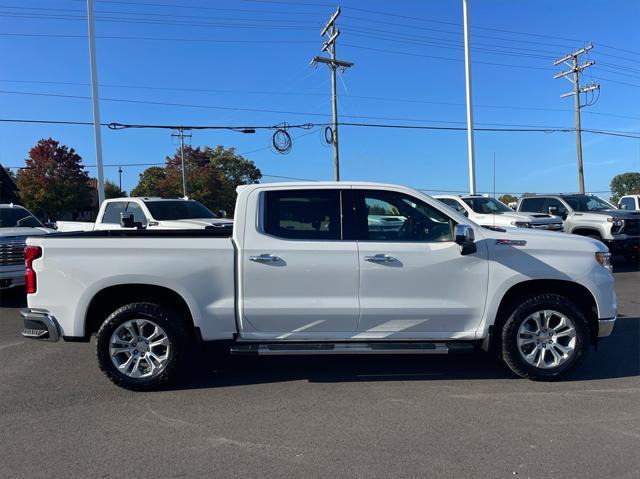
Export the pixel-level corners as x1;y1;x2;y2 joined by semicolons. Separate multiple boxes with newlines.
172;316;639;391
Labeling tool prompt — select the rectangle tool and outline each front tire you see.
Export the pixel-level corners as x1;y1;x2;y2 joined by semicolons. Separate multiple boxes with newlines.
501;294;589;381
96;302;189;391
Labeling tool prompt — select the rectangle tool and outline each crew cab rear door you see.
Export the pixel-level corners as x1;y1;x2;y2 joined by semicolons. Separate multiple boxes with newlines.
239;187;359;338
351;188;488;338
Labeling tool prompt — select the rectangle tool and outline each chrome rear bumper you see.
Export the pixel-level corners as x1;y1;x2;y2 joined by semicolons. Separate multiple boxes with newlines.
20;309;61;342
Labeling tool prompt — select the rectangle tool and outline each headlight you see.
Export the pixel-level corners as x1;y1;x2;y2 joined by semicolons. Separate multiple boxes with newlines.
608;218;625;234
595;251;612;273
511;221;532;228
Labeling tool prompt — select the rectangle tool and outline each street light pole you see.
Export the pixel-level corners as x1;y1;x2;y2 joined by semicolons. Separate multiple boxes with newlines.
86;0;105;205
462;0;477;195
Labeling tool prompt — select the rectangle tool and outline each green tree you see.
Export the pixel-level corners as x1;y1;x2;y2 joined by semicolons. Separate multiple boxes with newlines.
498;194;518;205
132;145;261;214
130;167;166;197
16;138;92;218
104;180;126;199
610;172;640;203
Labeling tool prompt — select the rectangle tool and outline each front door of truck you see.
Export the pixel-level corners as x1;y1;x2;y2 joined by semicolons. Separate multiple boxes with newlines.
240;188;359;337
352;189;488;338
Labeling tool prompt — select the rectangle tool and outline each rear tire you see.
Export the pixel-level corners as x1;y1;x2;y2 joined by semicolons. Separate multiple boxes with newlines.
96;302;190;391
501;294;589;381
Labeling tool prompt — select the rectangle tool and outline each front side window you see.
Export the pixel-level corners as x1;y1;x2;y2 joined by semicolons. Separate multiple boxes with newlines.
565;195;613;212
620;197;635;210
519;197;546;213
438;198;468;216
264;190;341;240
102;202;126;224
544;198;568;216
144;200;217;220
125;202;148;226
355;190;453;242
463;197;512;214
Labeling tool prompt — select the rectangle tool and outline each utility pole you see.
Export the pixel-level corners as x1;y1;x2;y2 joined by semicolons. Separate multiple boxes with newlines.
172;128;192;198
86;0;105;205
118;165;123;192
554;43;599;194
462;0;476;195
311;6;353;181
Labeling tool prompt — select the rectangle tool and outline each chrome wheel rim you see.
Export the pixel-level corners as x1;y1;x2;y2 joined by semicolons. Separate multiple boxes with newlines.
109;319;170;379
517;309;577;369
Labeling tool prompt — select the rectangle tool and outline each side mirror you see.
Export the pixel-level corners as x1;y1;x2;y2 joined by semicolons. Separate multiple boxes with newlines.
620;204;627;210
454;224;477;255
120;212;142;229
216;210;228;218
548;206;558;215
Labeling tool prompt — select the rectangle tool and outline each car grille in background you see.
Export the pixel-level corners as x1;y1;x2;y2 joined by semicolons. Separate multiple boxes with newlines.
624;219;640;236
0;238;26;266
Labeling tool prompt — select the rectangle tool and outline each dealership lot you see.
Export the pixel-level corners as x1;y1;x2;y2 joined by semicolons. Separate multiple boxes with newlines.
0;262;638;479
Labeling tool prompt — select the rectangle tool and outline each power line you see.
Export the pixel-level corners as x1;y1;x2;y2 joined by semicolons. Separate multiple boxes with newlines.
1;117;638;139
1;78;637;120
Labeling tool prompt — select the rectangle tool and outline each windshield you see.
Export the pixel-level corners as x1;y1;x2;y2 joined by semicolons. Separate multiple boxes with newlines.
564;195;614;212
463;197;513;214
0;207;44;228
144;200;218;220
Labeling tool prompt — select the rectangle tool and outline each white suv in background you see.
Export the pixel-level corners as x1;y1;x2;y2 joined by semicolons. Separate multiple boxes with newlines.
435;195;564;231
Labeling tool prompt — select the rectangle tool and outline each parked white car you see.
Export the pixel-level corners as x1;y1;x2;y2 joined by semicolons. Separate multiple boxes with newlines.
435;194;563;231
56;197;233;232
0;204;53;289
618;194;640;211
22;182;616;390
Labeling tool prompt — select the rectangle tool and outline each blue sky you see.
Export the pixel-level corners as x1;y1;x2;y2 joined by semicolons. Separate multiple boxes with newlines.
0;0;639;198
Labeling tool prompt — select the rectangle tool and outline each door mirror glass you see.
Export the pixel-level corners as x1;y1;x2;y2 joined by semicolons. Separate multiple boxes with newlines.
454;224;476;255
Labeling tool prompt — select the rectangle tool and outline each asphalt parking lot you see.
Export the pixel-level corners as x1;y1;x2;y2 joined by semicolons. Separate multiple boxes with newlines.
0;262;638;479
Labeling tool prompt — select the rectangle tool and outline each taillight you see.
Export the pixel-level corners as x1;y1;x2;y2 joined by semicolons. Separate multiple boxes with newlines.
25;245;42;294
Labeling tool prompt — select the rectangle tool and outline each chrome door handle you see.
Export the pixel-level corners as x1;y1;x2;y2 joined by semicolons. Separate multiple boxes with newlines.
364;254;396;263
249;254;280;263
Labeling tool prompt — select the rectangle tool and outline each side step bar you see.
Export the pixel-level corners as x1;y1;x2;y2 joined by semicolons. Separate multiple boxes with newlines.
230;342;474;356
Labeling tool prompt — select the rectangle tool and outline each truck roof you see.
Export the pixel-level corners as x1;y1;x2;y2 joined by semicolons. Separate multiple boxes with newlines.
236;181;432;193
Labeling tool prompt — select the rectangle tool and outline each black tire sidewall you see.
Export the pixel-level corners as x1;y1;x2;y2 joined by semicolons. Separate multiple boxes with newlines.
96;302;186;391
501;294;589;380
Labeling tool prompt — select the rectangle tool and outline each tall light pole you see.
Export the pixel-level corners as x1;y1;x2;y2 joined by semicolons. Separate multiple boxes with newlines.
172;128;192;198
462;0;477;195
86;0;105;204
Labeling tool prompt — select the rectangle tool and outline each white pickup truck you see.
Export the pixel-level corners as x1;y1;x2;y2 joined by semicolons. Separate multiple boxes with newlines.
21;182;616;390
56;197;233;232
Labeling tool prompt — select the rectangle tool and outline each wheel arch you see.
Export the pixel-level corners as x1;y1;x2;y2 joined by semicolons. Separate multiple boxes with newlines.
571;227;603;238
85;284;197;339
487;279;599;353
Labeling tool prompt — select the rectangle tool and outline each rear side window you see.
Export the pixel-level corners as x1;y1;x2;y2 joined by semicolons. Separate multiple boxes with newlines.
519;197;546;213
102;202;126;224
264;190;341;240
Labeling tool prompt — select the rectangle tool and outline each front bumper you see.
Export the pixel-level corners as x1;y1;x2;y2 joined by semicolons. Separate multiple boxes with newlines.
606;237;640;254
598;317;616;338
20;309;60;342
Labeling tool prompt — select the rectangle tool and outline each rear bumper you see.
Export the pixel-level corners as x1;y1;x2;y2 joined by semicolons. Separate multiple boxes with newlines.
598;317;616;338
0;267;25;289
20;309;60;342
